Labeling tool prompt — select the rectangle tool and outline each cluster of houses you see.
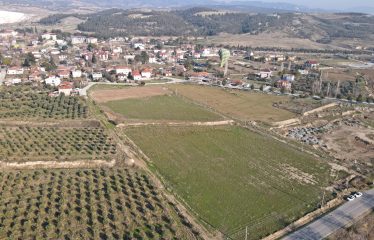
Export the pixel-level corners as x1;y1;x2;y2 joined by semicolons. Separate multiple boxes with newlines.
0;28;226;94
0;27;324;95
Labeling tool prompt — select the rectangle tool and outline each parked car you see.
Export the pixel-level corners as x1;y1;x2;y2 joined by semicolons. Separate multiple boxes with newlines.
346;195;356;201
353;192;363;198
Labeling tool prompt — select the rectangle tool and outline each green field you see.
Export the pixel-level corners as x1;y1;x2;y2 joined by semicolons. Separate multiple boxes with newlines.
0;169;197;239
105;95;222;122
125;125;331;239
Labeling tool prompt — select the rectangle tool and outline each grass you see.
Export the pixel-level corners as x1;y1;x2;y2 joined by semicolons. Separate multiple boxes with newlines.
0;169;196;239
168;84;295;123
125;125;331;239
88;84;129;93
105;95;223;122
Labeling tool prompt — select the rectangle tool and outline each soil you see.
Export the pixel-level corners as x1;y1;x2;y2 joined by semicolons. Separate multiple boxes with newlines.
323;126;374;162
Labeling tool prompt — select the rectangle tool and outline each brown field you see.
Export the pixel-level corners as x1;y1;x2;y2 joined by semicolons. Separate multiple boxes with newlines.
168;84;295;123
91;86;171;103
323;126;374;163
205;32;334;50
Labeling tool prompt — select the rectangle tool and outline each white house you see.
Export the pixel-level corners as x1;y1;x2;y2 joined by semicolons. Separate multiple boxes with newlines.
71;69;82;78
133;43;145;50
7;67;24;75
42;33;57;41
45;76;61;86
86;37;98;44
257;69;273;79
92;72;103;80
141;69;152;79
282;74;295;81
112;47;123;54
71;36;86;45
115;66;132;76
298;69;309;75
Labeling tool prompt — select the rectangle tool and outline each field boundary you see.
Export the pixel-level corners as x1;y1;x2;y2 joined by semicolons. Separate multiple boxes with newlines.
117;120;235;128
0;159;116;170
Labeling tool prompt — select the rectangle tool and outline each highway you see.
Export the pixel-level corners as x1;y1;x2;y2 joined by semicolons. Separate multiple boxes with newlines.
283;188;374;240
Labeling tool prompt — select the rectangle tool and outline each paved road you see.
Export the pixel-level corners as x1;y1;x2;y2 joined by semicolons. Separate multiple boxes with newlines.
283;188;374;240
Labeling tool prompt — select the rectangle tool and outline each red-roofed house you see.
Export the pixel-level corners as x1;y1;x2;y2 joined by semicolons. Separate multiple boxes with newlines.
58;81;74;95
141;68;152;79
132;71;142;81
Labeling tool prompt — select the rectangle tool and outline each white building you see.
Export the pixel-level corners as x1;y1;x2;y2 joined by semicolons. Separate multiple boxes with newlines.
42;33;57;41
86;37;98;44
71;70;82;78
133;43;145;50
7;67;24;75
45;76;61;86
115;66;132;76
92;72;103;80
71;36;86;45
141;69;152;79
257;69;273;79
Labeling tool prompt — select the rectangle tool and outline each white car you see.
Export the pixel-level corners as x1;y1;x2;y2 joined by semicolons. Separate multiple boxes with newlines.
354;192;363;198
347;195;356;201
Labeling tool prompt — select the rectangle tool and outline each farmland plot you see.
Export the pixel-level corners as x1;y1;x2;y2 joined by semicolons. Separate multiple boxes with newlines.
125;125;331;239
167;84;295;123
104;95;223;122
0;126;117;162
0;169;197;239
0;88;87;119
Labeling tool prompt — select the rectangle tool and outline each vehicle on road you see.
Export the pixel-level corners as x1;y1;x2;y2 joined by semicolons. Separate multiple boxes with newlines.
346;195;356;201
353;192;363;198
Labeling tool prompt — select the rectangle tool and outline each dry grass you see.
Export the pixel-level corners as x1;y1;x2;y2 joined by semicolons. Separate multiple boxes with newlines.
91;86;171;103
168;84;295;123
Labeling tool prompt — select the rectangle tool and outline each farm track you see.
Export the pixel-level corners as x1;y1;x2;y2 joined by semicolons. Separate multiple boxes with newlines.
0;159;116;170
117;120;235;128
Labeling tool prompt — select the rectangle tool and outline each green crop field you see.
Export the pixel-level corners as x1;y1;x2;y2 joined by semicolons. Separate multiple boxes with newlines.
167;84;295;123
0;126;117;162
0;87;87;119
104;95;222;122
125;125;331;239
0;169;197;239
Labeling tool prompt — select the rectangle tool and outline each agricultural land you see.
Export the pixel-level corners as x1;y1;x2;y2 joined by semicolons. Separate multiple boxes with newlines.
124;125;332;239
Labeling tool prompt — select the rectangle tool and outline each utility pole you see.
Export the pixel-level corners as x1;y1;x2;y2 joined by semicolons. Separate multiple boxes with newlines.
245;226;248;240
335;80;341;98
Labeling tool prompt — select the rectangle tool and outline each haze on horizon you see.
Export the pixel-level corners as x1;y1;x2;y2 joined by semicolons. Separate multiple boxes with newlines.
236;0;374;10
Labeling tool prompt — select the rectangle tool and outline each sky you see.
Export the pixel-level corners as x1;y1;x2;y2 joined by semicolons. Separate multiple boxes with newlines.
249;0;374;10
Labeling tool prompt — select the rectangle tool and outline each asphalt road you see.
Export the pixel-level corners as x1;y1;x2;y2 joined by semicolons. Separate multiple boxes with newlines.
283;188;374;240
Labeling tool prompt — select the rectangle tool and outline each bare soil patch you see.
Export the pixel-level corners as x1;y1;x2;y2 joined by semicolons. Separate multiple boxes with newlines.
91;86;171;103
323;126;374;162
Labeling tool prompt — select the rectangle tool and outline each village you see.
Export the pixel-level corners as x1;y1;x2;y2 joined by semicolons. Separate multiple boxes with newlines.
2;27;373;103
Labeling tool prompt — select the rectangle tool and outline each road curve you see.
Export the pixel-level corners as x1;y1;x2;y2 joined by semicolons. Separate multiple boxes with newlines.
283;188;374;240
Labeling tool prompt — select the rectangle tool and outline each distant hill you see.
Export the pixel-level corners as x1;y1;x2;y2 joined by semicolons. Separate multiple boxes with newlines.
38;7;374;43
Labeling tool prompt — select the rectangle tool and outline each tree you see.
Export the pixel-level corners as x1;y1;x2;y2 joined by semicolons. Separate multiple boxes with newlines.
92;54;97;64
184;57;193;71
356;94;363;102
140;51;149;64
